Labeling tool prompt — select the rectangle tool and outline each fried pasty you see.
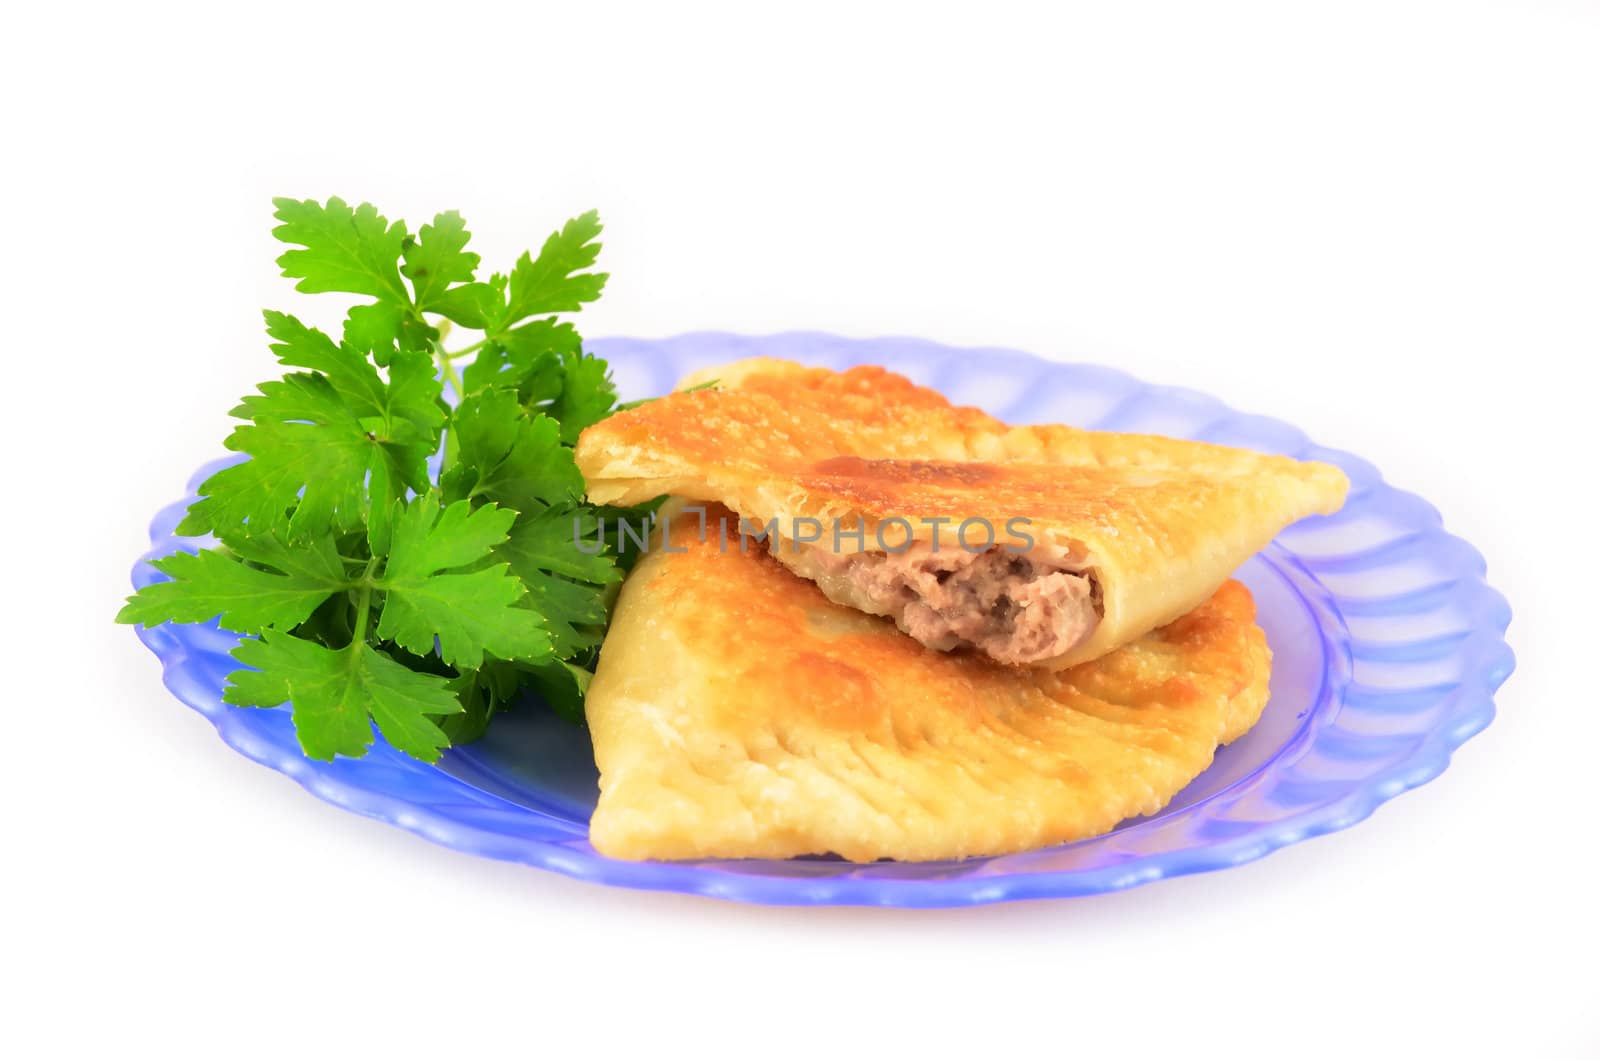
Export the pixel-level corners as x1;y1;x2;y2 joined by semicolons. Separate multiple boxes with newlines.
575;357;1345;669
585;503;1270;863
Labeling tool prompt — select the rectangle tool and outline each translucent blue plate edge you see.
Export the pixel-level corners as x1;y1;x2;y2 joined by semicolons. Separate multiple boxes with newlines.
129;332;1515;907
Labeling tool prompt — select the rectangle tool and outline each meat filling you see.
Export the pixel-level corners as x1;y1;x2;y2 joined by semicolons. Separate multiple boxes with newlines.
775;541;1100;665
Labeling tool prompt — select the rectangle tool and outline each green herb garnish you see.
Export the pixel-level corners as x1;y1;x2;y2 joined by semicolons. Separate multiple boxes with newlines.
119;197;633;761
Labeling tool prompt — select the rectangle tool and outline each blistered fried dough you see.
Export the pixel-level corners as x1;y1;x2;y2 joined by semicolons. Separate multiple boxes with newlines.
574;357;1347;669
586;504;1271;863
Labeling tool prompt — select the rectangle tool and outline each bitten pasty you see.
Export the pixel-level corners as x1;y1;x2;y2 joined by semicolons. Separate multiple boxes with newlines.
576;357;1345;669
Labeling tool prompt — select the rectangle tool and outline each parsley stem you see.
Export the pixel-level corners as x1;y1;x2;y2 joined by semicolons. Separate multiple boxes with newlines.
350;557;379;649
432;337;468;472
442;337;490;361
436;348;466;402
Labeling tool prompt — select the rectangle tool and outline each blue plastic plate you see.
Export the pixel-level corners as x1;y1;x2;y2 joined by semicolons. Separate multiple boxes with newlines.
130;333;1514;906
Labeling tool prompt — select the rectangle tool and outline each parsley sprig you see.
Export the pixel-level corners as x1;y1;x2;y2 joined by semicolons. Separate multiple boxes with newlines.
119;197;640;762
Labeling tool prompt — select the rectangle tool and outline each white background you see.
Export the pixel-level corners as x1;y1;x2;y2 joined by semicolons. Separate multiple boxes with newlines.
5;2;1597;1056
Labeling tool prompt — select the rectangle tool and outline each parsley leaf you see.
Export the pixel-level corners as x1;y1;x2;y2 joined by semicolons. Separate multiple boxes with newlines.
502;211;608;324
459;318;581;398
430;281;505;331
374;498;551;669
343;300;409;360
176;312;443;541
117;546;345;635
177;397;424;541
178;420;393;540
225;631;461;762
497;507;619;655
404;211;481;313
547;349;618;444
441;389;584;514
273;196;410;303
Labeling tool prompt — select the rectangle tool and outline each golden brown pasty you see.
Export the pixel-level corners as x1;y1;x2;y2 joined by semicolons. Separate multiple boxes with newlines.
575;357;1347;669
586;502;1271;863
